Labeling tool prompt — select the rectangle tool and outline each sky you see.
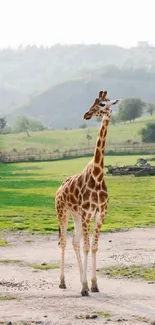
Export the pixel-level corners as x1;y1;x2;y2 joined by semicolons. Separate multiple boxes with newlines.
0;0;154;49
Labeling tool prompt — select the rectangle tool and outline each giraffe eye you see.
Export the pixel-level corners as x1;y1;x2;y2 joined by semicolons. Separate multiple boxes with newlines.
99;103;105;107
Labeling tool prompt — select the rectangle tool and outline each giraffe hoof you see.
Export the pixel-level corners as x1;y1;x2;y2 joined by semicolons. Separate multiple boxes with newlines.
59;283;66;289
81;289;89;296
91;285;99;292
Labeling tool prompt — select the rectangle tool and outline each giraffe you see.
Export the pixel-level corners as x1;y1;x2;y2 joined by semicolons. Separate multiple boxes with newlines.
55;90;120;296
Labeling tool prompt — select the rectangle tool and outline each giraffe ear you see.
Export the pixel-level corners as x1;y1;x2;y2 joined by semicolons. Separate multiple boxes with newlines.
111;99;121;105
102;90;107;100
98;91;103;98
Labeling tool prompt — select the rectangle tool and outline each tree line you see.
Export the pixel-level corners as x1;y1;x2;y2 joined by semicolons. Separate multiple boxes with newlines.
0;97;155;143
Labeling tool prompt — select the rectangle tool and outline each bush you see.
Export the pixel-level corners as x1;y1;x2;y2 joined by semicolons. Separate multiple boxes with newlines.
140;122;155;142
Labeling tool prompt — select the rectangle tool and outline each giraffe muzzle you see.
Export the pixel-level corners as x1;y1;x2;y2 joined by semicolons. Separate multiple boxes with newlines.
83;112;91;120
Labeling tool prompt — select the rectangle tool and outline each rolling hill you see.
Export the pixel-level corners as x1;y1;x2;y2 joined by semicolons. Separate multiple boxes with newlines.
11;73;155;129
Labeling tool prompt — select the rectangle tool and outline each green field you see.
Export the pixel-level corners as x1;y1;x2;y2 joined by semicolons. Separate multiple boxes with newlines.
1;115;155;152
0;155;155;234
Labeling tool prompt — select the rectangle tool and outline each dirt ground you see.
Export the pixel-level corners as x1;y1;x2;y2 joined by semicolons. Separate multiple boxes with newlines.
0;228;155;325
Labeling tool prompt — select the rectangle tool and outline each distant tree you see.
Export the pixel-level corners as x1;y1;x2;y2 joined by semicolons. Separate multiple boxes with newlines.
29;119;45;131
118;98;145;123
147;103;155;116
13;116;45;136
110;114;118;125
86;132;92;148
140;122;155;142
0;117;7;132
79;123;87;129
14;116;30;136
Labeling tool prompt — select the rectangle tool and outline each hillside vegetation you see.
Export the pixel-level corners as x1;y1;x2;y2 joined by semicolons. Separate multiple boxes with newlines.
1;115;155;152
10;73;155;129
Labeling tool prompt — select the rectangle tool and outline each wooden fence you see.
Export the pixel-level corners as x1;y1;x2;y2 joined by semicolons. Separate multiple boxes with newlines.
0;143;155;163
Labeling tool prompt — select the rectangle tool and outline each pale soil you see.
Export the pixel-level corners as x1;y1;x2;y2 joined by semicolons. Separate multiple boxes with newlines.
0;228;155;325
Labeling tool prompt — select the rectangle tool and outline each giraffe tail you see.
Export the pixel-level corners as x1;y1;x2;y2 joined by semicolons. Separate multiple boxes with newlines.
58;225;61;246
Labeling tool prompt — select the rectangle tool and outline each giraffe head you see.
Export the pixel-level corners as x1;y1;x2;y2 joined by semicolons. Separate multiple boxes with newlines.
83;90;120;120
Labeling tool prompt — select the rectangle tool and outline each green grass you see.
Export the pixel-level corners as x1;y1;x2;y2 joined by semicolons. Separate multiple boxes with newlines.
1;115;155;152
30;263;59;270
0;296;17;301
100;265;155;281
95;312;111;318
0;155;155;234
0;259;58;270
25;240;34;243
0;239;9;247
0;259;22;264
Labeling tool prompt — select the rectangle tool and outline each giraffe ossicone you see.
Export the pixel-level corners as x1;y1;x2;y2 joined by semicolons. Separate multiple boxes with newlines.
55;90;121;296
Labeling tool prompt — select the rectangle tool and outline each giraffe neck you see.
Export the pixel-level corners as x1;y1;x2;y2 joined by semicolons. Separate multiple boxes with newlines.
92;117;110;179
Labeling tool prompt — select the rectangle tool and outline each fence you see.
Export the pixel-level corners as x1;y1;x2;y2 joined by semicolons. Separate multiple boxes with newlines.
0;143;155;163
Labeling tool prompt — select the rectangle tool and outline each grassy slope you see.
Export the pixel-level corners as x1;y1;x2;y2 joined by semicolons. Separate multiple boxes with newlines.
1;115;155;152
0;155;155;234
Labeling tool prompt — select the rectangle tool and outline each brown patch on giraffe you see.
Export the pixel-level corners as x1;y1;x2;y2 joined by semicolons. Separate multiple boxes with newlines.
102;181;107;191
78;194;82;204
93;166;101;177
82;201;90;210
91;203;97;211
100;204;106;212
81;184;86;193
92;191;98;203
70;194;77;205
74;187;79;198
104;129;107;138
100;157;103;166
85;173;89;182
62;193;67;200
99;191;108;203
97;138;101;147
100;128;103;138
101;139;105;149
97;173;103;182
77;174;83;188
82;211;86;220
83;189;91;201
85;212;91;221
94;148;100;164
70;180;75;193
73;205;78;212
82;221;87;229
88;176;95;189
65;187;69;194
95;183;101;191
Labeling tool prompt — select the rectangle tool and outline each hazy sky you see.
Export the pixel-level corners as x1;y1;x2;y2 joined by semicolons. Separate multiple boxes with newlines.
0;0;154;48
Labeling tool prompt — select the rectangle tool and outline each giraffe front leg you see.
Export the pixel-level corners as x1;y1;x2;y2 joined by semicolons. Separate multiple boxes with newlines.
81;214;91;296
91;210;106;292
58;215;68;289
72;216;83;284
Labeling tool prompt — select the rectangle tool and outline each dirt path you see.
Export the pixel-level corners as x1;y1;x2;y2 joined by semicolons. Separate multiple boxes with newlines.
0;228;155;325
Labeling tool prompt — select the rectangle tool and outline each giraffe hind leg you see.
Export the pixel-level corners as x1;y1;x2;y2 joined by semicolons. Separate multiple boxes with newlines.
81;212;91;296
91;208;107;292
